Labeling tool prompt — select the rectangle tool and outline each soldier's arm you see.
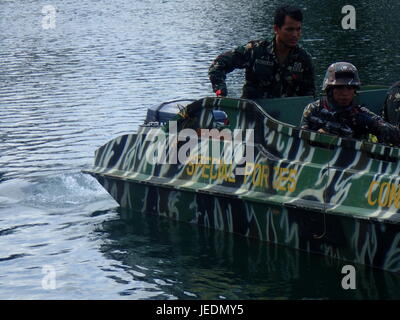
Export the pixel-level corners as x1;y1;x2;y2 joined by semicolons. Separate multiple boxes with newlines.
208;42;254;96
300;102;319;129
376;121;400;146
357;106;386;132
357;106;400;145
297;53;316;97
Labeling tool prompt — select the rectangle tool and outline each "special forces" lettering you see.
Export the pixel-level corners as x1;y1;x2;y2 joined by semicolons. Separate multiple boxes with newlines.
186;157;298;192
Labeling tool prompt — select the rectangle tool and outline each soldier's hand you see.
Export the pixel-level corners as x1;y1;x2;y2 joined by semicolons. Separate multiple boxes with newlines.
318;128;328;134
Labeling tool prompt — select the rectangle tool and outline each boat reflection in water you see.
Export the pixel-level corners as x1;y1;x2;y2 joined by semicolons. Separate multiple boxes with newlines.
97;208;400;300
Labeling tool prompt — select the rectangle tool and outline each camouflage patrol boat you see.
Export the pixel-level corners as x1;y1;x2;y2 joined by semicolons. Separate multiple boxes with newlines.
84;86;400;273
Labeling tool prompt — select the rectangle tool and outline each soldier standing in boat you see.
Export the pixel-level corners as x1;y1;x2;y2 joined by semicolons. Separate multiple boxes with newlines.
301;62;400;146
208;5;315;99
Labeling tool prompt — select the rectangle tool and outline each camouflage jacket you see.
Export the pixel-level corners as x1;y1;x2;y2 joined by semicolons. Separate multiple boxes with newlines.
208;37;315;99
301;97;400;146
382;81;400;126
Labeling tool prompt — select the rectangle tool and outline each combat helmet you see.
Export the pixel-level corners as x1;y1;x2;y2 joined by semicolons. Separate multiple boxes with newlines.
322;62;361;91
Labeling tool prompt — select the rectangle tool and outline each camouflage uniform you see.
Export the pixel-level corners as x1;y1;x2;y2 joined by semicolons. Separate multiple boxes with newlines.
382;81;400;126
208;37;315;99
301;97;400;145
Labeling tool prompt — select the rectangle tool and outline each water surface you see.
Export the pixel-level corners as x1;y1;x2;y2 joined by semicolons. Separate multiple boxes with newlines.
1;0;400;299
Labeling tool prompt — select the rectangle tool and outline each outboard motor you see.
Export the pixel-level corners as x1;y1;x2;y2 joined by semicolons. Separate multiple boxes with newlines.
145;99;229;127
145;99;195;124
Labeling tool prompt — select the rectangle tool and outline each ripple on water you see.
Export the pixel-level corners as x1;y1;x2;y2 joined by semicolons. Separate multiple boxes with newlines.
1;0;400;300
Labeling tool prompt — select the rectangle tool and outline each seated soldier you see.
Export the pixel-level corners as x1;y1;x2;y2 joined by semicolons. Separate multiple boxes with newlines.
301;62;400;146
382;81;400;127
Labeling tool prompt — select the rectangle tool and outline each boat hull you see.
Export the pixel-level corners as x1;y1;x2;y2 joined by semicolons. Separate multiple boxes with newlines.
89;172;400;273
85;95;400;273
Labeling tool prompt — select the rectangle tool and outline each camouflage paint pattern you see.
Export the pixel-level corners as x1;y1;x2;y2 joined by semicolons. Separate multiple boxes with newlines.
84;96;400;273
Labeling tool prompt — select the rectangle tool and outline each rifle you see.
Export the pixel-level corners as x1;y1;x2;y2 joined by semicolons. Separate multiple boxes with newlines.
308;108;353;137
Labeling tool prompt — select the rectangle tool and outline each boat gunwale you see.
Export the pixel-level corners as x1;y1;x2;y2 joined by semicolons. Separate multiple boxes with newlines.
202;95;400;161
